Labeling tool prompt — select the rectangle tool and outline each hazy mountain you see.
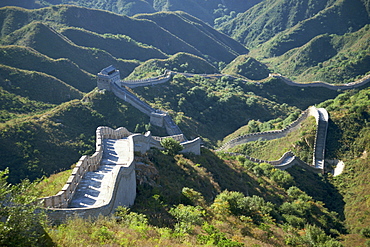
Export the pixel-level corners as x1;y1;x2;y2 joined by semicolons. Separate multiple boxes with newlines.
0;0;263;24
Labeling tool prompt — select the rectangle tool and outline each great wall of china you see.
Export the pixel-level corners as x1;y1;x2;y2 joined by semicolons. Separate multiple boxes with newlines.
40;66;369;219
220;106;328;172
39;126;200;220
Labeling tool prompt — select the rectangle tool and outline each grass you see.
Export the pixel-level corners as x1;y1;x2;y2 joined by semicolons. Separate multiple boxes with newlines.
35;169;73;198
39;147;343;246
228;116;316;163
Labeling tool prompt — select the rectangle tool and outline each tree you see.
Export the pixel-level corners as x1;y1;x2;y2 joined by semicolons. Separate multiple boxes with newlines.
160;137;183;156
0;169;51;246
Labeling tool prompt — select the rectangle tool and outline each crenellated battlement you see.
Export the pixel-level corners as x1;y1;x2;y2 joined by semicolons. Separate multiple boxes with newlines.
219;107;328;172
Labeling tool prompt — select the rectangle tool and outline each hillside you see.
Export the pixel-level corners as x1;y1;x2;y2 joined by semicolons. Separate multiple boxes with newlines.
0;45;96;92
0;0;263;24
0;64;82;103
0;5;248;64
0;90;165;183
60;27;168;61
0;87;54;123
265;24;370;83
217;0;370;83
125;52;219;79
221;54;270;80
220;0;370;54
0;2;369;246
134;11;248;62
255;0;370;57
1;21;140;78
318;88;370;246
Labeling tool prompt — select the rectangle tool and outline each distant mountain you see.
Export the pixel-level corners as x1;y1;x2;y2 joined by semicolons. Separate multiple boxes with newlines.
135;11;248;62
0;0;263;24
0;64;82;104
267;24;370;83
126;52;218;79
221;54;270;80
0;45;95;92
0;6;247;63
220;0;370;56
60;27;168;62
216;0;370;83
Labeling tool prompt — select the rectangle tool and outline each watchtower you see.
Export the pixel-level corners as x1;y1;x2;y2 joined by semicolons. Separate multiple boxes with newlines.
97;65;121;91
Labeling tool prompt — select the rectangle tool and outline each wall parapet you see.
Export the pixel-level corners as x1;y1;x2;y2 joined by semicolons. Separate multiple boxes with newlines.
312;108;329;170
120;71;172;88
39;126;201;211
226;150;321;172
219;106;328;172
272;74;370;90
218;109;309;151
227;151;294;166
39;126;133;209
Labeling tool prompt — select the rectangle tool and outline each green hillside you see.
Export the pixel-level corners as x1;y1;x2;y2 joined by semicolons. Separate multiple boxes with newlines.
266;24;370;83
0;87;54;123
135;11;248;62
60;27;168;61
0;90;162;183
1;0;263;25
0;45;95;92
0;5;247;64
0;64;82;103
219;0;331;48
256;0;370;57
217;0;370;83
1;21;139;77
126;52;218;79
220;0;370;54
221;54;270;80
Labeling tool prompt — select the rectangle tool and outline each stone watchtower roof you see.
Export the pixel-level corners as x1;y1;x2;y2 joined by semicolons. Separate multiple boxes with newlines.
98;65;119;78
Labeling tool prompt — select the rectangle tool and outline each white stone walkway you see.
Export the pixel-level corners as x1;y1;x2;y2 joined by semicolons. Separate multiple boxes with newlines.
69;138;130;208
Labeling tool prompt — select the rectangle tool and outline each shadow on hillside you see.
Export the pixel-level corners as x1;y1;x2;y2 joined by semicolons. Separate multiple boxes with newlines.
188;148;287;205
287;165;345;220
132;147;286;227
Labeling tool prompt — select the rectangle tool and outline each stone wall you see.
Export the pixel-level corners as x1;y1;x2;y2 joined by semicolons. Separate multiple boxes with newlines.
220;106;328;172
120;71;172;88
44;164;136;222
110;82;183;135
219;109;309;151
39;126;133;209
312;108;329;170
273;74;370;90
111;82;154;116
39;125;201;219
228;151;293;166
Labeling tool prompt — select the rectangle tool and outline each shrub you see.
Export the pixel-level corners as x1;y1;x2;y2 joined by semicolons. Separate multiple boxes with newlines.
197;223;243;247
182;187;206;207
169;204;205;233
0;169;50;247
361;227;370;238
160;137;183;156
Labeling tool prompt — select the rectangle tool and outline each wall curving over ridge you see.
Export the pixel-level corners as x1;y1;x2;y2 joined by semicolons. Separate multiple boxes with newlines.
219;106;328;172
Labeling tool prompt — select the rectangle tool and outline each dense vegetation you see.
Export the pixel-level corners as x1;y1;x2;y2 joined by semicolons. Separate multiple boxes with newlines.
228;115;317;164
0;90;164;183
125;52;219;80
0;0;263;24
219;0;370;84
318;88;370;246
222;55;270;80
